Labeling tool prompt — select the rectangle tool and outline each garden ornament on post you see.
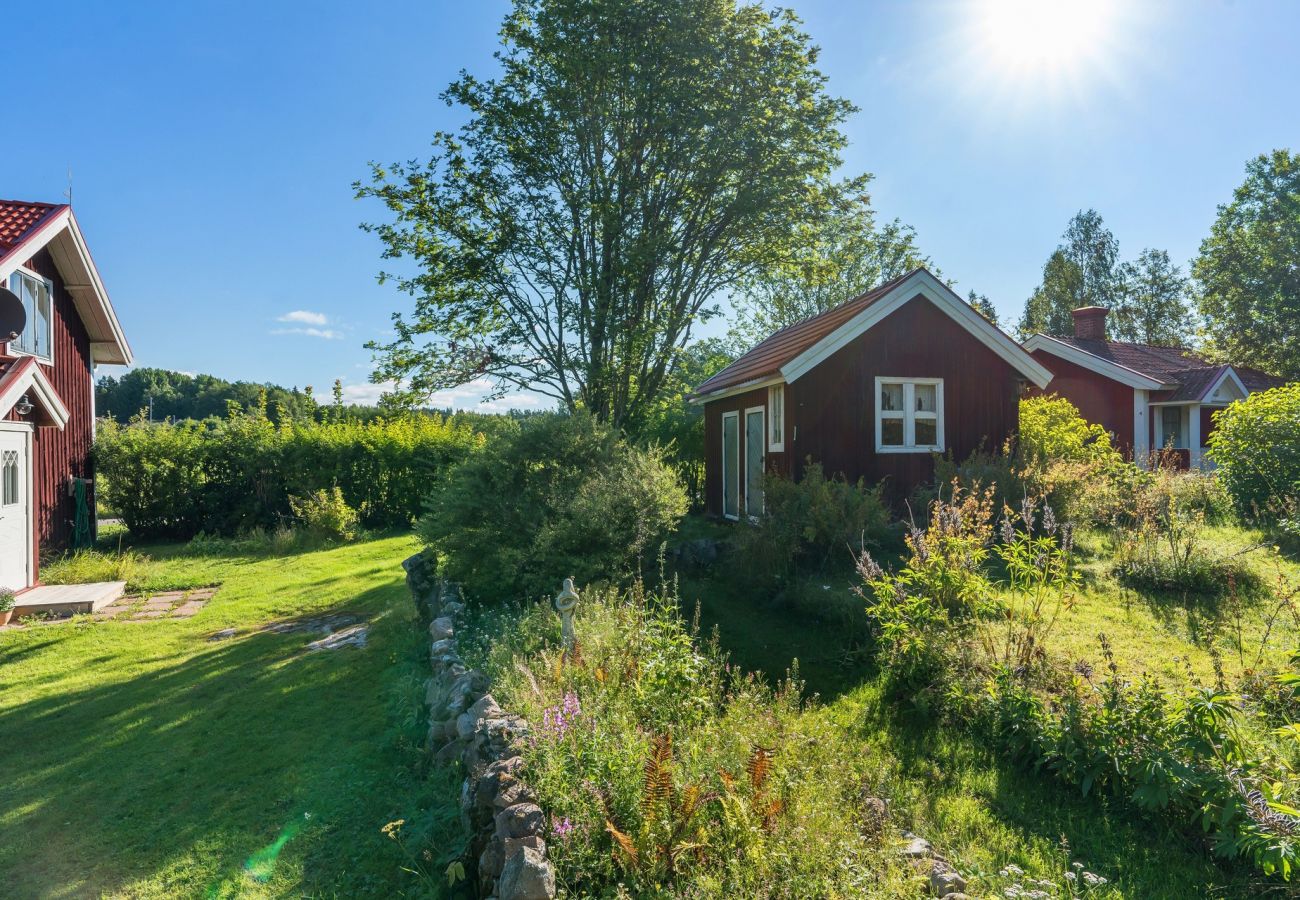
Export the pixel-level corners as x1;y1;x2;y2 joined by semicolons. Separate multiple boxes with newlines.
555;577;579;651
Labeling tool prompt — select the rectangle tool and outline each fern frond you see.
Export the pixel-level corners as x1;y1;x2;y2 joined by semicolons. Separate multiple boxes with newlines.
746;746;774;793
605;820;639;869
718;769;736;792
762;797;785;831
641;732;674;818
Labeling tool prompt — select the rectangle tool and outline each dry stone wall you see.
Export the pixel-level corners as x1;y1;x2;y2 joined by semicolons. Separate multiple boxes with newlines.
403;551;557;900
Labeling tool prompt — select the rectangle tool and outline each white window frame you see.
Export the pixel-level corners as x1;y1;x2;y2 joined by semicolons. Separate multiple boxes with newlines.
874;376;944;454
767;384;785;452
7;267;55;366
721;410;740;521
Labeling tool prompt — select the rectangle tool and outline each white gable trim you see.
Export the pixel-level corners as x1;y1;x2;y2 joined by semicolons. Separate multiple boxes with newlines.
0;359;70;429
1202;366;1249;402
1022;333;1168;390
690;375;784;405
780;270;1054;389
0;208;132;366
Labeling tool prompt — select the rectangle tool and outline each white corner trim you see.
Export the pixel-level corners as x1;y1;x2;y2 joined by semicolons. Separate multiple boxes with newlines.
780;270;1054;389
0;359;70;429
691;375;784;405
1022;333;1168;390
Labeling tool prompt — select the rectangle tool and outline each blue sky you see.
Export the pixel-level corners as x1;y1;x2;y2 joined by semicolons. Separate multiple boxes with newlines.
10;0;1299;409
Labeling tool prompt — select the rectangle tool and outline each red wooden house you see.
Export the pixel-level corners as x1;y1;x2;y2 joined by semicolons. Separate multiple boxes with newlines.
0;200;132;591
692;268;1053;518
1024;307;1282;469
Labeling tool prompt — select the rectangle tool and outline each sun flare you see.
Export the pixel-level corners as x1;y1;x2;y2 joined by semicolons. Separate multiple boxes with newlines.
975;0;1117;76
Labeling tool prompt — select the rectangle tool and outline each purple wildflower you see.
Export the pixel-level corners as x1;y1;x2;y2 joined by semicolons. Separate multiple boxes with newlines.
551;815;575;839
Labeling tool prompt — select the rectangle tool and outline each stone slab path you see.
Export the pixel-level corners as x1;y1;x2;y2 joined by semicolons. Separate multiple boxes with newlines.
92;587;219;622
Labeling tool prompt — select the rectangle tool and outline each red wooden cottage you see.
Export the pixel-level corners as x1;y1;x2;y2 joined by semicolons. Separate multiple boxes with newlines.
0;200;132;591
1024;307;1282;469
692;268;1053;519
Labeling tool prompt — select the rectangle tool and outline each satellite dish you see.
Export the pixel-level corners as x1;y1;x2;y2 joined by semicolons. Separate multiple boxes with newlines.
0;286;24;342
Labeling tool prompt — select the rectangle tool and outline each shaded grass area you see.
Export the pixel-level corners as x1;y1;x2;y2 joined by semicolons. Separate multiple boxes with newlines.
0;533;459;898
676;521;1269;898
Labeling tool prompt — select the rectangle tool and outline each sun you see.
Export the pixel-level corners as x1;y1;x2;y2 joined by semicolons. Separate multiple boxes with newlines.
974;0;1118;77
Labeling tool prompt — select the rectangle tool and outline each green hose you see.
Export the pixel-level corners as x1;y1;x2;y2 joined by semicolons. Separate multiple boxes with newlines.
72;477;92;549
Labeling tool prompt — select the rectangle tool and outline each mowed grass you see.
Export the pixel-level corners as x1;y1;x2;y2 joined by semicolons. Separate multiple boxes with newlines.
0;532;459;899
677;519;1277;898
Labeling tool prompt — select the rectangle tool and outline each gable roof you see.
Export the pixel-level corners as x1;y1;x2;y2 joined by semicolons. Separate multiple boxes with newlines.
1024;333;1283;400
0;200;132;366
0;355;70;428
694;268;1053;399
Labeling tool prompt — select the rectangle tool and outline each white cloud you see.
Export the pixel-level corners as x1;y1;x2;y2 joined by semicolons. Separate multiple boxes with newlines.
272;326;343;340
277;310;329;326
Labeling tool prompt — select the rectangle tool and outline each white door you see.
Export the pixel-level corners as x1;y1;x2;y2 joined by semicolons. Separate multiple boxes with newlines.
744;407;765;518
0;428;31;590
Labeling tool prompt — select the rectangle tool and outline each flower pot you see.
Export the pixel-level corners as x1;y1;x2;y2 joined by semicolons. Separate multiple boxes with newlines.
0;609;13;627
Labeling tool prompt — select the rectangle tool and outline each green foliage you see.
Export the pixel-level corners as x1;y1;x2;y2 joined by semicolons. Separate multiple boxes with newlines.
0;587;15;613
420;412;687;601
637;338;735;508
733;464;893;588
1018;396;1122;468
728;191;931;349
357;0;857;430
1195;149;1300;380
96;366;323;425
477;581;895;896
1207;383;1300;516
95;410;481;539
1019;210;1192;347
289;486;360;542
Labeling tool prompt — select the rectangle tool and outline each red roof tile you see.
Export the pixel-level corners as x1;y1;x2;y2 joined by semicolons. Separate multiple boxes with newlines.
694;269;920;396
0;200;65;257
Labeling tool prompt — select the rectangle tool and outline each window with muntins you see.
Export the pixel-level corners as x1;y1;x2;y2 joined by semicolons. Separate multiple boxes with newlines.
875;377;944;453
8;270;53;362
1;450;18;506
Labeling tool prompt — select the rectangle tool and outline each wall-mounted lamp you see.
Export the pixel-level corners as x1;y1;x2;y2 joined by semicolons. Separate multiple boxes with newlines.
14;394;34;417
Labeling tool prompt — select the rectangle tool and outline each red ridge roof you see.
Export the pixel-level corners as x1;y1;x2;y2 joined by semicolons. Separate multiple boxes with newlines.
0;200;66;257
1047;337;1283;398
694;269;921;396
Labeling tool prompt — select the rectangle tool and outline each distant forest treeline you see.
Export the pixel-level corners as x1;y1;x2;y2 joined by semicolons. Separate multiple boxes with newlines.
94;367;538;428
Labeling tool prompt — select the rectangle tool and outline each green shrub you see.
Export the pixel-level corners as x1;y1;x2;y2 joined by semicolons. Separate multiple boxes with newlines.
1019;395;1123;468
919;443;1023;514
420;412;687;602
475;582;900;896
733;464;892;588
289;487;359;542
95;411;481;539
1207;383;1300;517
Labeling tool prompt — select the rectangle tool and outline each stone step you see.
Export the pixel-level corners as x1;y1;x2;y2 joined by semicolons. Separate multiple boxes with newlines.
14;581;127;619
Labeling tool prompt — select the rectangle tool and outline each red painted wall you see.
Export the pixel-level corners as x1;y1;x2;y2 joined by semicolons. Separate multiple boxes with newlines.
703;294;1024;511
3;247;95;578
1028;350;1135;454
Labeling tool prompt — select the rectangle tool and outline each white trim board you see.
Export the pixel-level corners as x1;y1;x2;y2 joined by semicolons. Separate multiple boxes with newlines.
690;375;784;405
1022;333;1168;390
0;359;70;429
1203;367;1249;402
781;269;1053;389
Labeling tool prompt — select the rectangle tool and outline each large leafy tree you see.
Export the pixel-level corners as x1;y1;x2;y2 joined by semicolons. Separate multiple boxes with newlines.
1111;248;1192;346
1194;149;1300;379
356;0;855;430
1019;210;1122;337
726;189;930;348
1019;249;1084;338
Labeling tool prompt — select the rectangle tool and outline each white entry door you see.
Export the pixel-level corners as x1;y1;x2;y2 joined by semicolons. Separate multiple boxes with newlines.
0;427;31;590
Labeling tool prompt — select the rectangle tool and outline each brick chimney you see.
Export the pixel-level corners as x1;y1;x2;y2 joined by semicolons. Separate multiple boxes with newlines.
1072;306;1108;341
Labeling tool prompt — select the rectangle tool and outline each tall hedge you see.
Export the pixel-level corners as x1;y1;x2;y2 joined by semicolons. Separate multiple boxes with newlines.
95;413;482;539
1206;383;1300;515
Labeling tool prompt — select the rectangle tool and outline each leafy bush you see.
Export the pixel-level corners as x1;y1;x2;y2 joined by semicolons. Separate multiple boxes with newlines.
920;442;1023;513
0;588;14;613
733;464;893;588
289;487;359;542
1018;396;1123;468
474;581;902;897
1207;383;1300;517
420;413;687;601
96;410;481;539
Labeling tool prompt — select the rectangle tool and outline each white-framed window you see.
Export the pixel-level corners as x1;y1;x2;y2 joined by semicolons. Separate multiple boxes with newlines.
8;269;54;363
875;377;944;453
767;384;784;452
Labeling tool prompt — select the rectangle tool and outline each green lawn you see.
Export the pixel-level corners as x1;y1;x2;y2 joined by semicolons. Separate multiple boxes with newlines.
0;533;459;899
